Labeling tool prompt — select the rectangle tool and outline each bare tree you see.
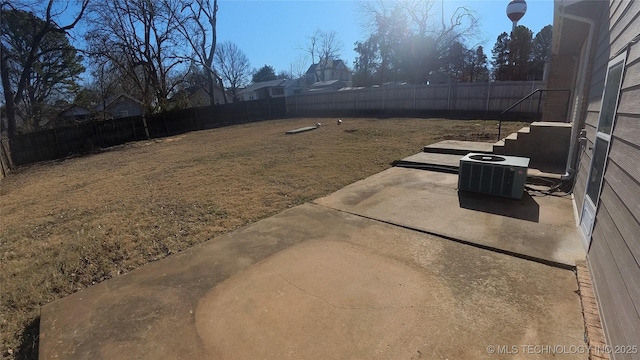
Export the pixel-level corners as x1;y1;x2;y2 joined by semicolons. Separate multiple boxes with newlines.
318;30;343;64
289;55;308;79
85;0;188;113
1;0;88;139
354;0;478;84
299;29;343;66
398;0;435;37
214;41;250;101
173;0;225;104
298;29;343;82
298;29;321;65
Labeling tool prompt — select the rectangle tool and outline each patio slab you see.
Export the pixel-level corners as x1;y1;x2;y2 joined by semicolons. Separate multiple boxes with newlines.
314;167;585;267
39;203;586;360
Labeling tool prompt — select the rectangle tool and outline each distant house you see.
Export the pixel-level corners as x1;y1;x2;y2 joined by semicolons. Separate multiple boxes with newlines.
170;84;232;108
58;105;91;125
305;59;353;86
96;94;144;119
238;79;287;101
282;79;307;97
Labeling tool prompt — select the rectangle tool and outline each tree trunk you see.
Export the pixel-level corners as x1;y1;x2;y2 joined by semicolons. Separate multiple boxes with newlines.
1;45;16;138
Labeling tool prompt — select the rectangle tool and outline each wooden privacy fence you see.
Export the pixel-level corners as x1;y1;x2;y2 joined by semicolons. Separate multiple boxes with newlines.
7;98;287;167
5;81;549;168
287;81;547;114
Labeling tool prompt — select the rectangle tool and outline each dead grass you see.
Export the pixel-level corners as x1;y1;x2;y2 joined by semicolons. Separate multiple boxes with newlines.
0;117;527;359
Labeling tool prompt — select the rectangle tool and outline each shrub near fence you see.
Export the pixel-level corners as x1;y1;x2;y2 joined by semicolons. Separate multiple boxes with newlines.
7;98;287;167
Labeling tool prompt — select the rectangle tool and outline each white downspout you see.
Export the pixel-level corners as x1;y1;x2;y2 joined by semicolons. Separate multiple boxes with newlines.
560;9;595;180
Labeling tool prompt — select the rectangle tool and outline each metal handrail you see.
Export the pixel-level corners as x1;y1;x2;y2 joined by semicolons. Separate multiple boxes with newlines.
498;88;571;140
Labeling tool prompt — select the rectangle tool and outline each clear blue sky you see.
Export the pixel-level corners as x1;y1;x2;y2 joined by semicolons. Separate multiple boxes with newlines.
215;0;554;73
61;0;553;77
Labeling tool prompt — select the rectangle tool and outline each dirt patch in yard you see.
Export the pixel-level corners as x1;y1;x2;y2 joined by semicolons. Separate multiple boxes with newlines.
0;117;527;360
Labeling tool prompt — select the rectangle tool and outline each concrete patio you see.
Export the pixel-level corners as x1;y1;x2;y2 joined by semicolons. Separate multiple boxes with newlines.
39;142;588;359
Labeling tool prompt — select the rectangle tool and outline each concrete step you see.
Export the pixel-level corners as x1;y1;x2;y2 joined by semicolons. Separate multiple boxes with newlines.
494;122;570;168
395;152;462;172
493;126;531;156
529;121;572;129
494;134;519;156
423;140;493;156
505;133;519;141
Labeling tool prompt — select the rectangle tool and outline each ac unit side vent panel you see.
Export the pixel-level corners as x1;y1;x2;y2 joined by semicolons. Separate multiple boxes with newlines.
458;153;529;200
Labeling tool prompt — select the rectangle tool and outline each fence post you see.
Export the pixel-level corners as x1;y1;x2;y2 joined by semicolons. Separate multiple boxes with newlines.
163;113;170;136
383;87;386;110
132;117;137;141
53;128;61;158
413;86;417;110
0;138;15;171
486;82;491;111
332;91;335;112
529;81;535;112
94;122;103;148
447;82;452;110
142;115;150;139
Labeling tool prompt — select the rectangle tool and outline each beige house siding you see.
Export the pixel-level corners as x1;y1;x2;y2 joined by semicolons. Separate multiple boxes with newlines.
571;0;640;356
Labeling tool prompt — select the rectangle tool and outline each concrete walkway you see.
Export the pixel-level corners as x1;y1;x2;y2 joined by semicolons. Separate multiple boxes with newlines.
40;169;587;359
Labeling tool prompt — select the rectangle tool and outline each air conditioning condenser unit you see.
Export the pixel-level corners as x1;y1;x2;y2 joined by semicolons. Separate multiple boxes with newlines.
458;153;530;200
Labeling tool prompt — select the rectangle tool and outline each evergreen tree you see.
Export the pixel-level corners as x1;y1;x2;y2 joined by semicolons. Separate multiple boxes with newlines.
466;46;489;82
509;25;533;80
353;38;379;86
531;25;553;80
492;32;511;80
252;65;277;83
442;41;468;81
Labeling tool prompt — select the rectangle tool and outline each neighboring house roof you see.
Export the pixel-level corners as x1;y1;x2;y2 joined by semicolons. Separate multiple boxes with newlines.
237;78;307;97
305;63;319;74
309;79;352;92
337;86;365;91
59;104;91;118
306;59;352;74
238;79;287;95
281;79;305;88
312;80;341;88
238;79;288;95
95;94;144;111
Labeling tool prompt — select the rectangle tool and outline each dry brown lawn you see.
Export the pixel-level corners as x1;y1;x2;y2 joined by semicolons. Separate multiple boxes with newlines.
0;117;527;359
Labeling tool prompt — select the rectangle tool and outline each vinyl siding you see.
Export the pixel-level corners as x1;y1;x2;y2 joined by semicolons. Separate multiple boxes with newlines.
574;0;640;357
